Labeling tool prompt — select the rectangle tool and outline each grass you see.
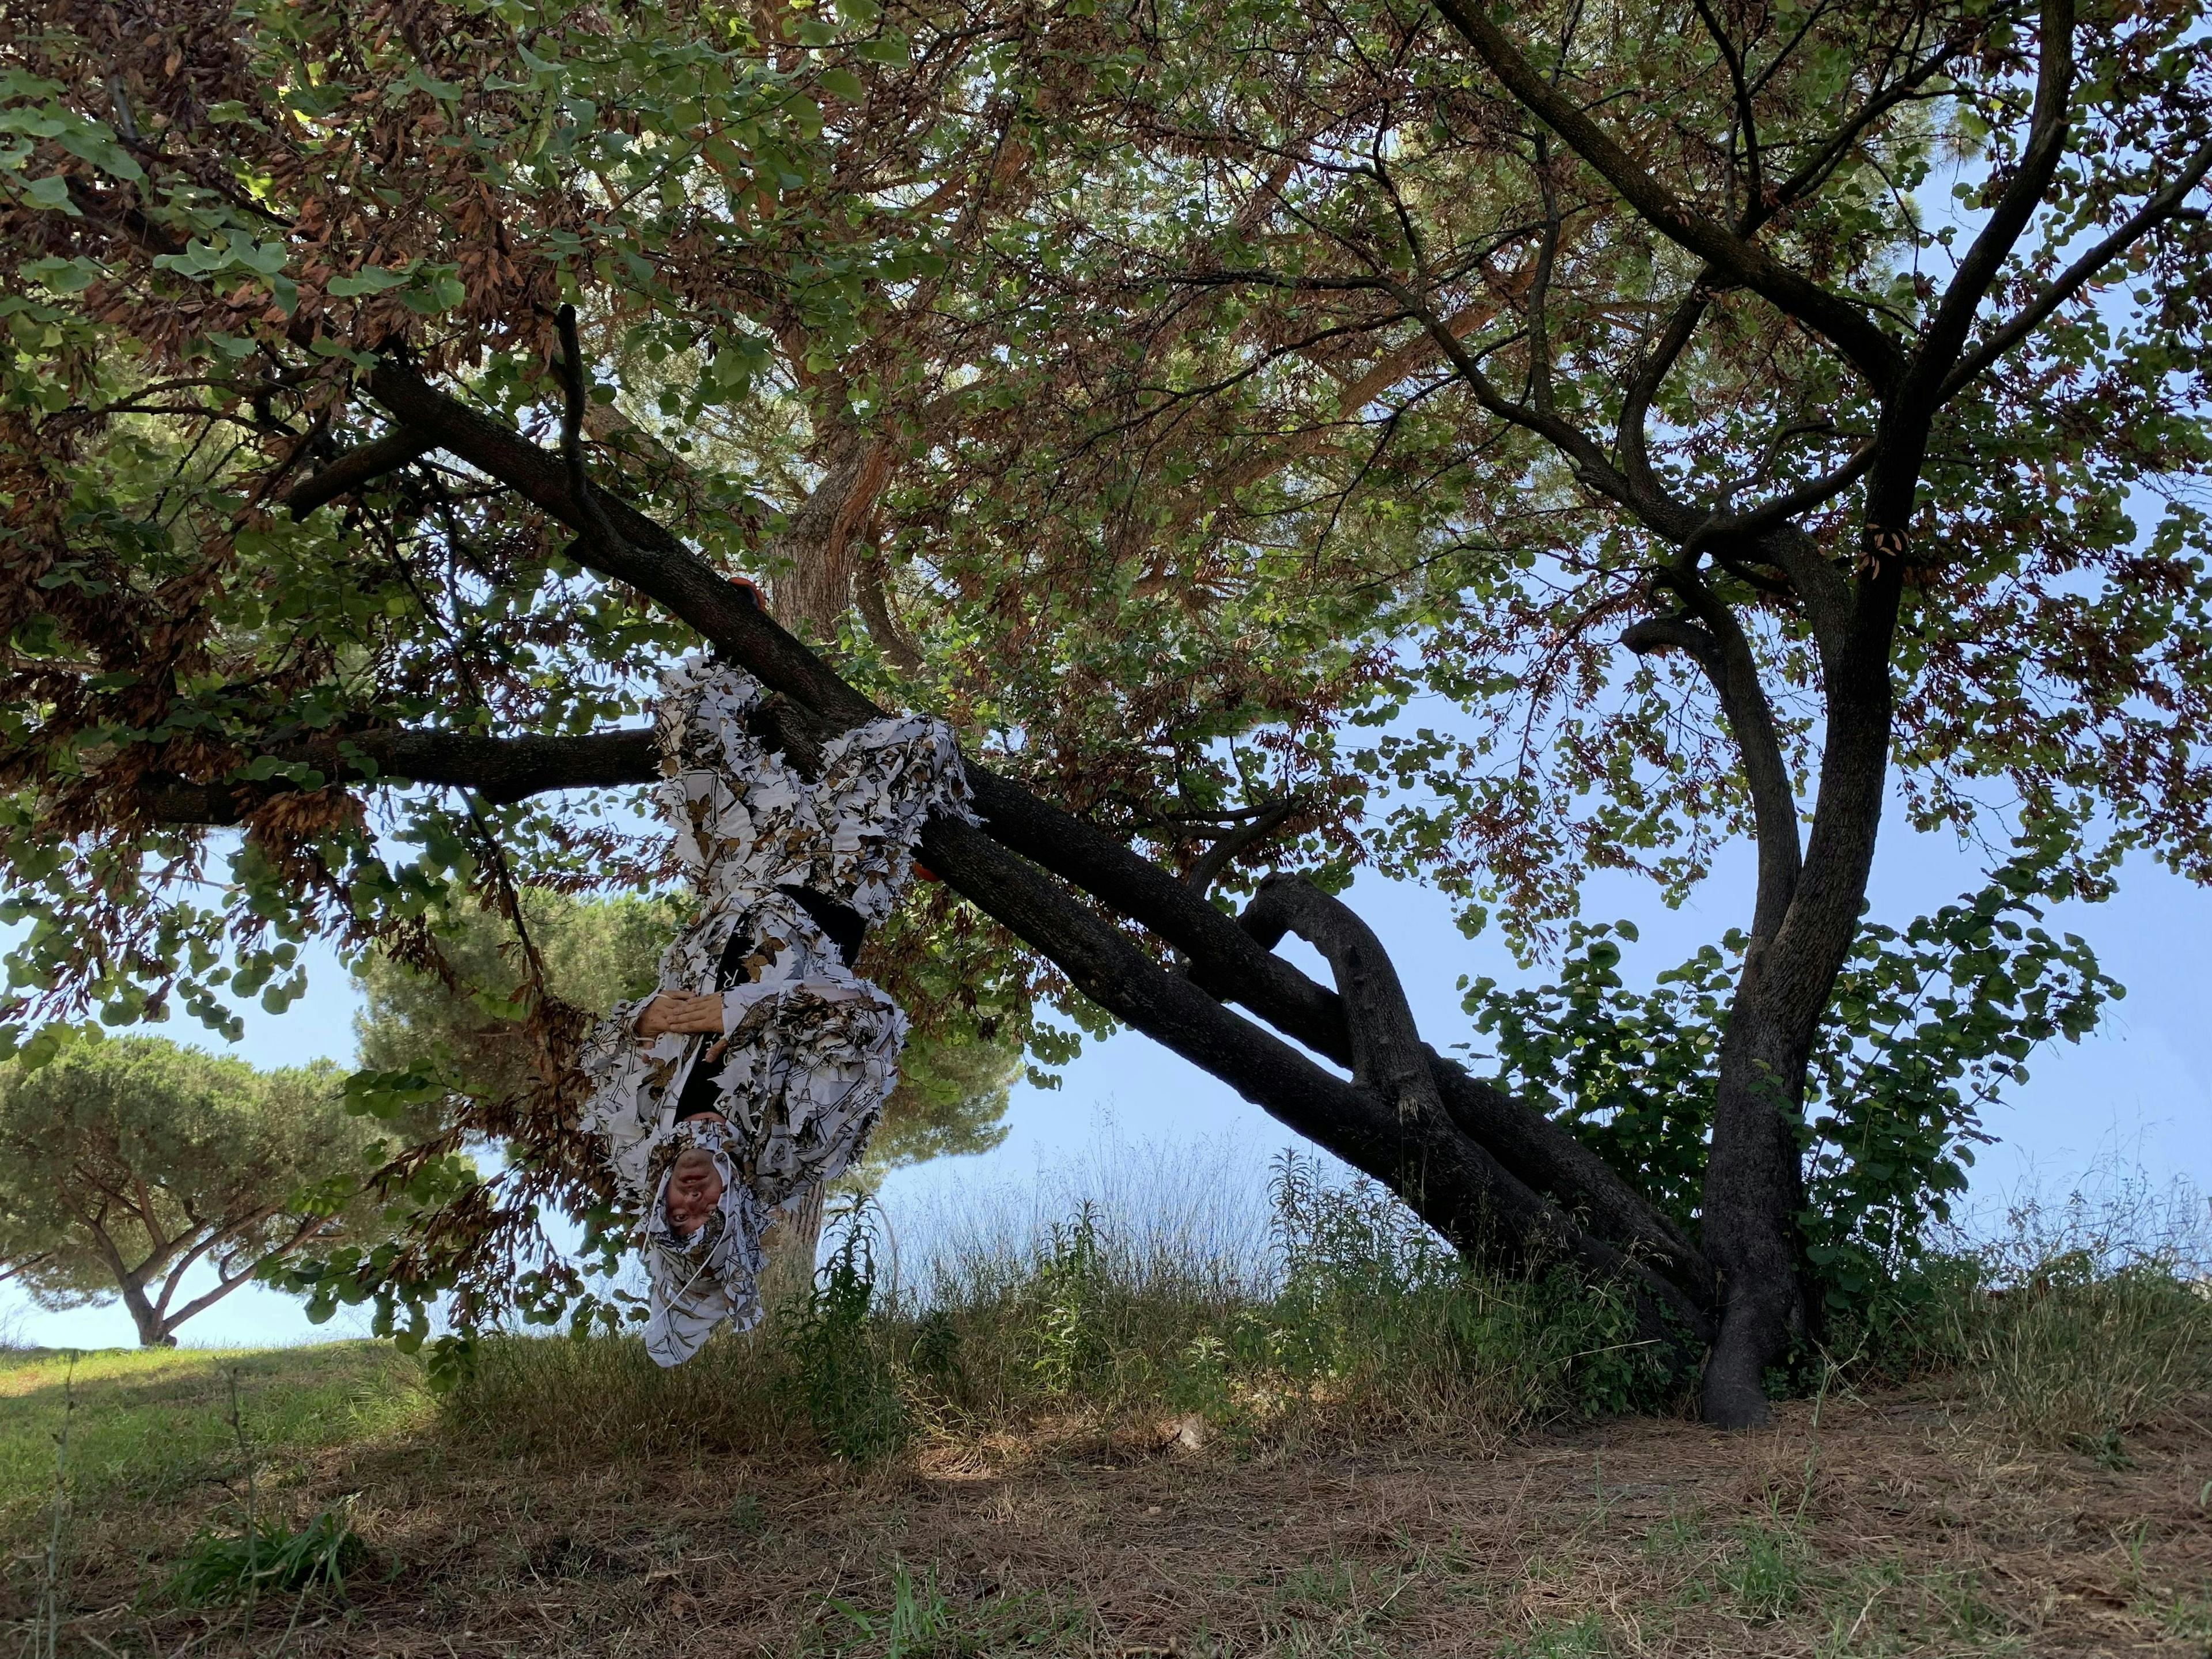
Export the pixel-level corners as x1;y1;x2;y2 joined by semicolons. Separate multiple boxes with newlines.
0;1343;428;1516
444;1156;1675;1474
1953;1263;2212;1451
164;1506;367;1606
1853;1171;2212;1456
3;1156;2210;1656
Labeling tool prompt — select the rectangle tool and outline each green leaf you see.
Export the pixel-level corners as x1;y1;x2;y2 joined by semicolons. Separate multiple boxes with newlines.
328;265;413;297
21;255;94;293
20;174;78;214
851;32;911;66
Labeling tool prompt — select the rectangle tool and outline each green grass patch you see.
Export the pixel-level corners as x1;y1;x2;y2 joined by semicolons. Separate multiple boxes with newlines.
164;1504;368;1606
439;1164;1678;1466
0;1342;429;1539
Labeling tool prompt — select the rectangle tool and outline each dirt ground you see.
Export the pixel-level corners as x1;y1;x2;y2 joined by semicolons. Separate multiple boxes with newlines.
32;1380;2212;1658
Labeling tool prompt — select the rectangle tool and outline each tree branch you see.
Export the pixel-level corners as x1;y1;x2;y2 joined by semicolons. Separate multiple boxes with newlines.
282;428;438;517
1184;796;1302;896
1938;135;2212;402
324;358;1711;1294
1429;0;1908;393
1690;0;1762;218
1238;874;1713;1343
136;728;660;824
1624;600;1803;938
1891;0;2077;430
155;1213;327;1338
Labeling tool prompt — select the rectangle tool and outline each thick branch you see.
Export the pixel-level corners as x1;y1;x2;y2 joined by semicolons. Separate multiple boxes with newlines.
138;727;658;823
150;1215;252;1321
282;428;438;517
1889;0;2076;437
1241;874;1441;1123
969;769;1705;1281
1238;876;1712;1340
1939;134;2212;402
335;357;1709;1290
365;361;873;729
1430;0;1907;393
155;1214;327;1339
1624;604;1802;938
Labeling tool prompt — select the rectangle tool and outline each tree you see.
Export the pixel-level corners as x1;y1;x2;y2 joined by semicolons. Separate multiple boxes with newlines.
0;1036;405;1345
1;0;2206;1421
1056;0;2212;1423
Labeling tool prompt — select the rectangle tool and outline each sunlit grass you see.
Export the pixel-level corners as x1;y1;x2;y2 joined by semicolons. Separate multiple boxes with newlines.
0;1342;429;1541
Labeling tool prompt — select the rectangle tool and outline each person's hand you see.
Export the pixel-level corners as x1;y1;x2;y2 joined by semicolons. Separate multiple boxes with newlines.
637;991;727;1039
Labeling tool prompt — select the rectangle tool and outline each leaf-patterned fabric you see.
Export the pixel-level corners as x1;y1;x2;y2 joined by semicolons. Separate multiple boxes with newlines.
578;657;973;1365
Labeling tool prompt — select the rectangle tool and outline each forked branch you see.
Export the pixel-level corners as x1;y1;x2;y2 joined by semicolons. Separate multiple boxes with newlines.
1239;874;1714;1346
1429;0;1908;393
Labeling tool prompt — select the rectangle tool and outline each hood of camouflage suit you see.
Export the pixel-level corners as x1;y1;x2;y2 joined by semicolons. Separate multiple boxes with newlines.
642;1116;766;1366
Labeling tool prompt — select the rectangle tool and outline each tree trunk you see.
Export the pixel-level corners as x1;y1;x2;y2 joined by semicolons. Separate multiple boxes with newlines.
1696;581;1901;1427
1696;966;1815;1425
764;440;893;641
118;1276;177;1347
358;360;1772;1406
756;1182;829;1317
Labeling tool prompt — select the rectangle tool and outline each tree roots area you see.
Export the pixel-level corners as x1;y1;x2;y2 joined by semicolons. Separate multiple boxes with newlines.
2;1341;2208;1658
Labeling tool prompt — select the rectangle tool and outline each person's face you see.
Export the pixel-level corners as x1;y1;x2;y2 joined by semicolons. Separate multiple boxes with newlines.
665;1148;725;1237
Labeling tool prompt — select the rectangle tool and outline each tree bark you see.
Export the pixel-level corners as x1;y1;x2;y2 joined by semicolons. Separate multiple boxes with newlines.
756;1183;829;1317
763;437;895;640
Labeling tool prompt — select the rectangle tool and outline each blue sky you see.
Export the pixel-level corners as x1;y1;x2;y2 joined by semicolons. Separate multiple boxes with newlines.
7;798;2206;1351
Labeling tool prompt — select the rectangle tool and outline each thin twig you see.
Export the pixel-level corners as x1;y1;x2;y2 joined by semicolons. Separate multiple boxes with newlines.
41;1350;78;1659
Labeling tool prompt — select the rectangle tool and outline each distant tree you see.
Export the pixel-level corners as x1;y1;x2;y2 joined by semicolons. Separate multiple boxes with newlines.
0;1037;405;1346
353;889;1017;1176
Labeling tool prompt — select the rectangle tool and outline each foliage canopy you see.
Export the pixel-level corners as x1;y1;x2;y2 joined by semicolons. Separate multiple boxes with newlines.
1;0;2206;1420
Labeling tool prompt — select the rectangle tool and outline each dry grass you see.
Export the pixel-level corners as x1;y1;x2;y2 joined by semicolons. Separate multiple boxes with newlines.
4;1354;2209;1657
4;1164;2208;1655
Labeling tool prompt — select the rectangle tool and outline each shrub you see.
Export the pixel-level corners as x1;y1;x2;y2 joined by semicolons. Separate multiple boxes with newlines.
164;1507;364;1606
779;1198;910;1464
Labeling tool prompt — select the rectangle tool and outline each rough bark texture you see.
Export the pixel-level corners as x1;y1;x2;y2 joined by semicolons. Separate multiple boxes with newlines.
763;437;895;641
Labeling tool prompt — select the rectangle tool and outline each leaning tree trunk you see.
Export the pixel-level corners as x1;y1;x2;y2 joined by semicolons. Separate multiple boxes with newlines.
349;355;1730;1407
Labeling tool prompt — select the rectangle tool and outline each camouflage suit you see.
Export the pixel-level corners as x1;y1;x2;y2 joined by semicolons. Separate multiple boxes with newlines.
578;657;971;1365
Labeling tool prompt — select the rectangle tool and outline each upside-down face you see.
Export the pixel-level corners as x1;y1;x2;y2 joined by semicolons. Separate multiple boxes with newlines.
664;1147;726;1237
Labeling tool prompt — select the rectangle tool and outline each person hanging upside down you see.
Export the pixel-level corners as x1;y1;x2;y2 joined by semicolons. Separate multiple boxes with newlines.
577;654;972;1365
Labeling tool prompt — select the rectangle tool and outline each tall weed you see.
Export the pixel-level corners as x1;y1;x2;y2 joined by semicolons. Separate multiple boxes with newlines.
781;1197;909;1464
890;1149;1673;1440
441;1322;793;1461
439;1145;2210;1465
1861;1170;2212;1452
1030;1202;1112;1396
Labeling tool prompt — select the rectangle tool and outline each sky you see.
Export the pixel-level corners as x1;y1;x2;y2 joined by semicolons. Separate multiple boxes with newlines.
6;797;2206;1353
